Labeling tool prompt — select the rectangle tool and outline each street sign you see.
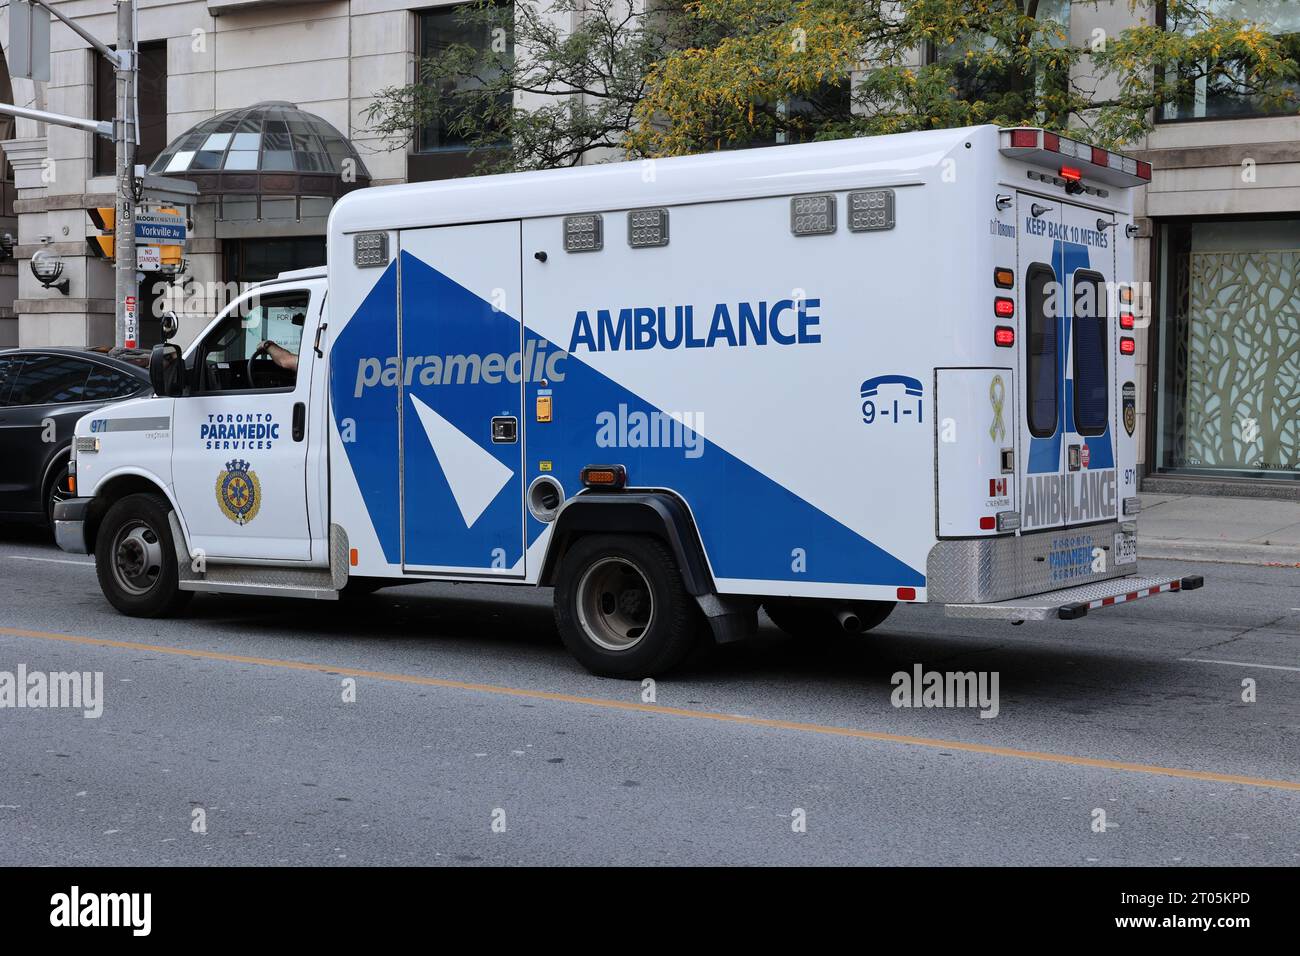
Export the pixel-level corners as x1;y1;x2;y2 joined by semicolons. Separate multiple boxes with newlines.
135;208;187;245
137;246;161;271
124;294;138;349
9;1;51;83
135;244;183;273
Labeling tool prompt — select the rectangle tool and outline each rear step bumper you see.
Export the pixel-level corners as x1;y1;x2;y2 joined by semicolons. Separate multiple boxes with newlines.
943;574;1204;622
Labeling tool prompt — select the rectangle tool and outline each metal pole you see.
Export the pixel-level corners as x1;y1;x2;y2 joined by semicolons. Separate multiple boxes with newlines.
114;0;137;349
0;101;113;138
26;0;118;63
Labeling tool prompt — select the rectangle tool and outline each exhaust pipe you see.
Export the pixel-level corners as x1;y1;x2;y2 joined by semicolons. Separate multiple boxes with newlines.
836;608;863;634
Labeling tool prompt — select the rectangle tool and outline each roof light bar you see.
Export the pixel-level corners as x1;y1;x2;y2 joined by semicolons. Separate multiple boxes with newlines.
1000;128;1151;187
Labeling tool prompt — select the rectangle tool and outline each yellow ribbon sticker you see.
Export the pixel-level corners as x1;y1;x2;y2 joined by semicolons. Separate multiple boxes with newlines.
989;375;1007;443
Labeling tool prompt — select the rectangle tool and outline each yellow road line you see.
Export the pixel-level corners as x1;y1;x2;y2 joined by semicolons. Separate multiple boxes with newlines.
4;625;1299;793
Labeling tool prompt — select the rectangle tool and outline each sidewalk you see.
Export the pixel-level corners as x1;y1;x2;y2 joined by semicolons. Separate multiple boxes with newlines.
1138;491;1300;566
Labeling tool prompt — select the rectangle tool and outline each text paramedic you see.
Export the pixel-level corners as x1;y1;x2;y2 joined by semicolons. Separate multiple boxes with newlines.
569;298;822;353
201;413;279;450
353;339;567;398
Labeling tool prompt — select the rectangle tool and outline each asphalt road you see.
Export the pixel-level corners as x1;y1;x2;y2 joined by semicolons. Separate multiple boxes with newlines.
1;524;1297;866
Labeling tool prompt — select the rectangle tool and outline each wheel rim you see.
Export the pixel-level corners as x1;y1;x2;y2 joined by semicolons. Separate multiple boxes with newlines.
576;557;654;652
111;520;164;596
48;467;73;515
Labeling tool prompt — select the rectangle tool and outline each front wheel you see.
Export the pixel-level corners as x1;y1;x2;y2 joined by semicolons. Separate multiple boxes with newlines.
95;493;192;617
553;534;703;678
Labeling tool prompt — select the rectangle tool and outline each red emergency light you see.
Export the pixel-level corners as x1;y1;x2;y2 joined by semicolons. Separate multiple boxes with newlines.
1000;129;1152;185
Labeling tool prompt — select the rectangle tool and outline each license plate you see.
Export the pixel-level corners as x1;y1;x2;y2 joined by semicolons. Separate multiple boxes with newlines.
1114;532;1137;565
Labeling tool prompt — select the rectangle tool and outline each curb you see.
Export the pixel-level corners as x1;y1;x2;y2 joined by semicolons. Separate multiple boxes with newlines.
1140;537;1300;568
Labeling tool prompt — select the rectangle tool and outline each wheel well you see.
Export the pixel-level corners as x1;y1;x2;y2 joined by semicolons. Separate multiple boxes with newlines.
540;492;713;596
40;444;72;502
85;475;173;553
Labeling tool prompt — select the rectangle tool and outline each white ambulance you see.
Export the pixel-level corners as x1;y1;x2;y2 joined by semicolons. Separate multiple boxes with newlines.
56;124;1202;677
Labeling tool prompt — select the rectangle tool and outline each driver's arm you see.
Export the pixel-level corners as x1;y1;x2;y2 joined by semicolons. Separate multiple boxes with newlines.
258;340;299;372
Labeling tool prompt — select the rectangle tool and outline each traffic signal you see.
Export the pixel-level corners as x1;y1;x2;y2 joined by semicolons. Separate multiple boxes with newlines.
86;206;114;259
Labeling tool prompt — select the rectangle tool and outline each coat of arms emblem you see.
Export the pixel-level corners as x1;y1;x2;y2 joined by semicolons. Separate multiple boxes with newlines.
1122;382;1136;437
216;459;261;525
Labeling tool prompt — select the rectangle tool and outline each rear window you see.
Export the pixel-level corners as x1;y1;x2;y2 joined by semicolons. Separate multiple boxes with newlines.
84;365;145;401
1025;263;1058;438
9;355;92;406
1072;270;1108;436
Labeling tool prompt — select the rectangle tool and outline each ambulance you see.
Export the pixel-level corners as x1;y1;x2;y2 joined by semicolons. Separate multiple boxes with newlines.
55;124;1202;677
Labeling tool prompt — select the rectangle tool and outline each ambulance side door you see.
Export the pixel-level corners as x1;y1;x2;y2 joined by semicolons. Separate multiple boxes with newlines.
170;286;318;561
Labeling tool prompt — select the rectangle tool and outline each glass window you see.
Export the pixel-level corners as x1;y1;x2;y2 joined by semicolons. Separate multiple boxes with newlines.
84;365;145;402
9;355;92;405
930;0;1072;126
417;2;513;152
1072;270;1108;436
1026;264;1059;438
197;291;309;393
1155;219;1300;480
95;41;167;175
223;237;325;285
1160;1;1300;121
0;356;19;406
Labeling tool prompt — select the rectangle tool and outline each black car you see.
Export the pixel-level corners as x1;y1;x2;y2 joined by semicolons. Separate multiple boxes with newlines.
0;347;152;527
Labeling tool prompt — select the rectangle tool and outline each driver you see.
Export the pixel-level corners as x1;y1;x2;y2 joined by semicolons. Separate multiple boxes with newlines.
255;339;298;373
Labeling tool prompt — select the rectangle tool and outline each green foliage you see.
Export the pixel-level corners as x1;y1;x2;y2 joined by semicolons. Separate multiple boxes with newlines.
633;0;1300;153
363;0;711;172
363;0;1300;170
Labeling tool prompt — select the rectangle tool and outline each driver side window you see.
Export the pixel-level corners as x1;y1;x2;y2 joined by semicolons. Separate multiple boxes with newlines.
197;290;309;392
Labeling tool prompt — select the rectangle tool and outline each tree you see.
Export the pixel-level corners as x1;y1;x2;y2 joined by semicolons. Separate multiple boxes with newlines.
363;0;713;172
364;0;1300;170
629;0;1300;154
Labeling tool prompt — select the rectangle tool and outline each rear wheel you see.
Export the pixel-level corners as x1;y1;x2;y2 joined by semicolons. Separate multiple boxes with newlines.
95;493;192;617
554;534;703;678
763;599;895;641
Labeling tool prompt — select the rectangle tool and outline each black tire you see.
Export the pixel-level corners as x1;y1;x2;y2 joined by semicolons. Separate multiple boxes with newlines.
95;492;192;617
44;455;73;530
553;534;703;678
763;599;895;641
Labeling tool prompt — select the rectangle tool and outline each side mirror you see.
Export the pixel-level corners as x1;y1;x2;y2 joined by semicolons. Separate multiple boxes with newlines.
149;343;185;397
160;310;179;342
